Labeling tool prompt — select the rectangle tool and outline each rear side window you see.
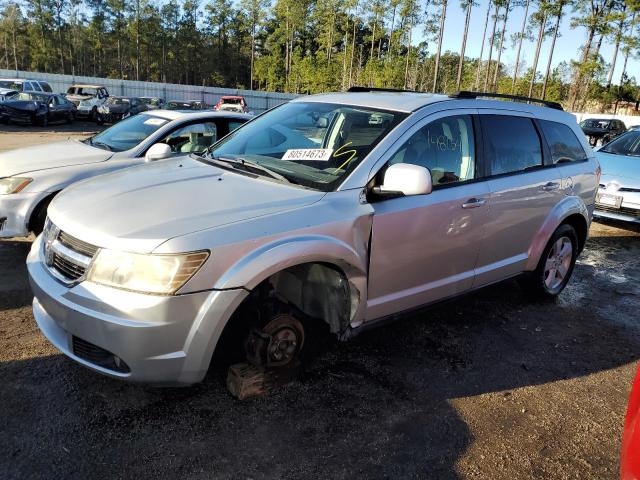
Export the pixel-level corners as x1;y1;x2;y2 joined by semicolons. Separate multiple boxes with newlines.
539;120;587;164
481;115;542;175
40;82;52;92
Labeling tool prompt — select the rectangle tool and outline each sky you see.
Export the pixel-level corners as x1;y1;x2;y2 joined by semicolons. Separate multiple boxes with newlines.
425;0;639;84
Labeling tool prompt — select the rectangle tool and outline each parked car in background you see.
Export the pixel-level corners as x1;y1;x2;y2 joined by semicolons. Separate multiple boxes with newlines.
594;130;640;223
96;96;147;125
580;118;627;146
25;90;597;385
166;99;208;110
0;88;18;102
0;109;251;238
0;92;76;126
621;364;640;480
139;97;165;110
0;78;53;93
215;95;249;113
628;125;640;132
65;84;109;119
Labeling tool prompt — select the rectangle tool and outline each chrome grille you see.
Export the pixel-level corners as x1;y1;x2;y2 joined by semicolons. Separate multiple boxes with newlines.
43;221;97;284
58;231;98;257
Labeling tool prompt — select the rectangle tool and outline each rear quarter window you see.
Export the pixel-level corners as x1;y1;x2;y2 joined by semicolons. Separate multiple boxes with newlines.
481;115;543;175
539;120;588;164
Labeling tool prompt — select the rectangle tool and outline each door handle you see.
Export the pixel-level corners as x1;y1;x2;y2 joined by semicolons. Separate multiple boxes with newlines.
461;198;487;209
540;182;560;191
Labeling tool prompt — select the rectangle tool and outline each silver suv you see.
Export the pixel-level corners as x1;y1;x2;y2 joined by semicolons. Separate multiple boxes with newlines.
27;90;599;385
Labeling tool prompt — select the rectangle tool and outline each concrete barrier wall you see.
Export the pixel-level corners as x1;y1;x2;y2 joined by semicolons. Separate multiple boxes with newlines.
0;69;300;113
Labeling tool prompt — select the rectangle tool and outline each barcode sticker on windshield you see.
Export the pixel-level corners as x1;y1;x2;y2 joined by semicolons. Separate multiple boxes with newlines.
144;118;166;125
282;149;333;161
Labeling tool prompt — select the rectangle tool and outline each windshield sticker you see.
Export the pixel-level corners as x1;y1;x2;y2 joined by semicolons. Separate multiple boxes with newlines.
143;118;166;126
282;148;334;161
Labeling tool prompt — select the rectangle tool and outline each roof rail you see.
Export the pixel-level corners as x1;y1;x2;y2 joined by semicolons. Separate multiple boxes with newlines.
347;86;416;93
449;91;564;111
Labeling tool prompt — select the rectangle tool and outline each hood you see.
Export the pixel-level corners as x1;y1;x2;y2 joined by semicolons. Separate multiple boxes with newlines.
48;156;325;253
581;127;607;136
0;140;112;177
596;151;640;185
1;100;44;111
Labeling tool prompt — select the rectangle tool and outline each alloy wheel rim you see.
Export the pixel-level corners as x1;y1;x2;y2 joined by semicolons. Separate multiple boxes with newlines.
544;236;573;291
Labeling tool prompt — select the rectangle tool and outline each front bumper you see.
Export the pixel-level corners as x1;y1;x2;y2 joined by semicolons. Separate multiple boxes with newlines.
594;188;640;223
0;191;41;238
27;236;248;385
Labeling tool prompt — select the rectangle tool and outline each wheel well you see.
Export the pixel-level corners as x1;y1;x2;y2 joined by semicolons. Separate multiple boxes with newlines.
28;192;58;233
212;262;354;369
562;213;588;253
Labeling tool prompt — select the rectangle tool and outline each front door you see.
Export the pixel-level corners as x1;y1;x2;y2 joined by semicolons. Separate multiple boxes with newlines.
366;112;490;321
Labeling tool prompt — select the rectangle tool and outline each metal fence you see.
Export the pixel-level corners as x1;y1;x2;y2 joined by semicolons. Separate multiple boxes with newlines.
0;69;300;113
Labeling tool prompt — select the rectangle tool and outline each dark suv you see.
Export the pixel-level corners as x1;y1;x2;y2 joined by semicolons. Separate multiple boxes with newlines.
579;118;626;146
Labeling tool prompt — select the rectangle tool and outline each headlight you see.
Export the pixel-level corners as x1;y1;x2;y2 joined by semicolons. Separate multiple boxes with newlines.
86;249;209;295
0;177;32;194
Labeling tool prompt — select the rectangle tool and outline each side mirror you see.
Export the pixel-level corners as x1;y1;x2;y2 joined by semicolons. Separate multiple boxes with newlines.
145;143;172;162
377;163;432;197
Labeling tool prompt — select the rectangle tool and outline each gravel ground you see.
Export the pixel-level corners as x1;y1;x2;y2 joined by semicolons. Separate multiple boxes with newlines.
0;121;103;152
0;127;639;479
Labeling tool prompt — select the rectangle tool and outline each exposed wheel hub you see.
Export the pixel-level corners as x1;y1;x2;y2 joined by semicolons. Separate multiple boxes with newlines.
246;314;305;367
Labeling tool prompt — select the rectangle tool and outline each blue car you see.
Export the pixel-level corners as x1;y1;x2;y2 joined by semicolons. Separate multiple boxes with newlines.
594;130;640;223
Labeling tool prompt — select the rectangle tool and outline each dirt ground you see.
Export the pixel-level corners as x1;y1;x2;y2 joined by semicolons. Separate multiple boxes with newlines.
0;127;639;480
0;121;103;152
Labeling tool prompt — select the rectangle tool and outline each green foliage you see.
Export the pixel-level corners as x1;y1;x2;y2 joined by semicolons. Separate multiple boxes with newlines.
0;0;637;109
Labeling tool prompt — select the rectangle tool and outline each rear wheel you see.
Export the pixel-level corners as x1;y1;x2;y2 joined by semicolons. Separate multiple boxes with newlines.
520;224;578;299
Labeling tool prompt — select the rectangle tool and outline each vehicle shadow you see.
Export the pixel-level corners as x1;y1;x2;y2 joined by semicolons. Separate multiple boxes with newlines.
0;240;32;311
1;231;639;479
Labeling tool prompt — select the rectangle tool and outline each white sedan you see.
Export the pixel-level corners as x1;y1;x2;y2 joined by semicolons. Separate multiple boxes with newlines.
0;109;252;238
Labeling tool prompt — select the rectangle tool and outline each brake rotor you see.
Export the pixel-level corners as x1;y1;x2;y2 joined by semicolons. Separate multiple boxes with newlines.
262;314;305;367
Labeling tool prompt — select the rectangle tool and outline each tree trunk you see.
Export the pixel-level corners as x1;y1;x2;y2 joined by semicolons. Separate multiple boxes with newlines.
475;0;492;90
483;2;500;92
432;0;447;92
541;3;563;99
456;0;472;90
512;0;530;93
528;13;547;98
492;0;510;91
136;0;140;81
349;17;356;87
606;8;627;89
405;17;414;88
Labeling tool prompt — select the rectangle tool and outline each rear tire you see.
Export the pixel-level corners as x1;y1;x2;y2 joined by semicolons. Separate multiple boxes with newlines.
520;224;578;300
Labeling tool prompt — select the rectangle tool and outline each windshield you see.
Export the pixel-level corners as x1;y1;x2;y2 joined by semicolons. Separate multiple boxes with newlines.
207;101;406;191
0;80;21;90
14;92;47;102
600;131;640;156
581;119;610;129
88;114;169;152
141;98;160;106
222;98;242;104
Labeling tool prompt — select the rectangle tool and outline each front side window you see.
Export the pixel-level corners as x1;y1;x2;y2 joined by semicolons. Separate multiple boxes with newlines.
482;115;543;175
161;122;218;153
539;120;587;164
208;101;406;191
388;114;476;186
88;114;169;152
600;131;640;156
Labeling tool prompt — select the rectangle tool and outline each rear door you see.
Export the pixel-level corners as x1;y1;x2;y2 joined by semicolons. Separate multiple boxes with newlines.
474;112;566;287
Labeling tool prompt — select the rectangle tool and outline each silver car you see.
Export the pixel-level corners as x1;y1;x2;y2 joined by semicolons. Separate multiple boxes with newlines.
593;130;640;223
27;90;599;385
0;110;252;238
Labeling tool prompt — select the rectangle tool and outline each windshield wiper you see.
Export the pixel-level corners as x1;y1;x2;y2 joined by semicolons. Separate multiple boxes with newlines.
92;141;113;151
209;155;290;183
